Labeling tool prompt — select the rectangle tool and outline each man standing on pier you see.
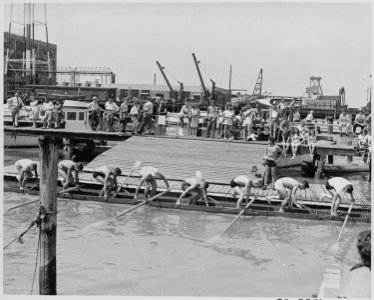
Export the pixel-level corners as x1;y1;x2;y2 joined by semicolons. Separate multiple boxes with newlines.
137;97;154;135
319;177;355;217
229;166;263;208
88;96;104;131
176;173;210;206
7;91;27;127
15;159;39;191
105;98;120;132
263;137;284;189
93;166;122;200
206;100;217;138
274;177;309;212
58;160;84;190
134;166;170;201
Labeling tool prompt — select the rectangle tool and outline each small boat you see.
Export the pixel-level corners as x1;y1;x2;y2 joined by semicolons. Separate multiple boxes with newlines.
4;178;371;224
323;163;369;173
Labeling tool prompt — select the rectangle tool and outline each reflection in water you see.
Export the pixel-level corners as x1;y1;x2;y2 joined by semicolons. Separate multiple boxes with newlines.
3;193;370;297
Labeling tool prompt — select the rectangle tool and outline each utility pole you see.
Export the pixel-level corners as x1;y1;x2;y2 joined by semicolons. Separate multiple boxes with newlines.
38;136;59;295
25;3;32;85
177;81;184;103
228;65;232;103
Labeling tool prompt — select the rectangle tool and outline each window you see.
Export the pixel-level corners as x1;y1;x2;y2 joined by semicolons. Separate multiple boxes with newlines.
67;112;77;120
79;112;85;120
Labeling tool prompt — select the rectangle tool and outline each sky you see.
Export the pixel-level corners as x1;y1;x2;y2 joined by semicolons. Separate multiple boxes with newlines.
3;1;372;107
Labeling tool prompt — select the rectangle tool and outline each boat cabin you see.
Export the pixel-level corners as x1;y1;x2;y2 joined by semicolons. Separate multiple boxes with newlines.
62;100;90;131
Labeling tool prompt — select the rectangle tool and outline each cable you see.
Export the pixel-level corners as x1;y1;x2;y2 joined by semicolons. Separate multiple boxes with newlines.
30;226;41;294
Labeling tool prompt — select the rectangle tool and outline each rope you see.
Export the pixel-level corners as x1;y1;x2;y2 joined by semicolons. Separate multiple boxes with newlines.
30;226;41;294
3;220;36;250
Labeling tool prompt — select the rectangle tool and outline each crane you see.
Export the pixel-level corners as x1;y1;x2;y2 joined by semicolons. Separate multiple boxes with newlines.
192;53;210;101
156;61;174;93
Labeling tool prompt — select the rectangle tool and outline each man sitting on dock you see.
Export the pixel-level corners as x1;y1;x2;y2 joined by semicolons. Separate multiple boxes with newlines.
15;159;39;191
338;109;351;136
58;160;84;190
274;177;309;212
230;166;263;208
134;166;170;201
93;166;122;200
176;174;210;206
319;177;355;217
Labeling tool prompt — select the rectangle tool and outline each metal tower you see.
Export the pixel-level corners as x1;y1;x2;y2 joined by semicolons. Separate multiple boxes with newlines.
306;76;323;98
4;3;51;85
252;69;263;97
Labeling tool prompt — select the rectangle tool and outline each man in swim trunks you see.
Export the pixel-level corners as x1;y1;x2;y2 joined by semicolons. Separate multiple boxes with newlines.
319;177;355;217
230;166;263;208
176;175;209;206
58;160;84;190
93;166;122;200
15;159;39;191
134;166;170;201
263;137;284;189
274;177;309;212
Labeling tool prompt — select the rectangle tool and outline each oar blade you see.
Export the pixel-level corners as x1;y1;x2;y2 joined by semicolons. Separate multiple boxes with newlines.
208;235;222;244
329;242;340;254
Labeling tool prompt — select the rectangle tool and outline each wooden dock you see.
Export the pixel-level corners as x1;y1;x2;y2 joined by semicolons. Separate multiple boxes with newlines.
5;135;364;208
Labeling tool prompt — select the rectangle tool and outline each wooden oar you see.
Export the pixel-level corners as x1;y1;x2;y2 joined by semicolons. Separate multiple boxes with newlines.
85;190;169;229
112;160;141;198
329;203;354;253
208;197;256;243
5;185;81;212
115;190;169;219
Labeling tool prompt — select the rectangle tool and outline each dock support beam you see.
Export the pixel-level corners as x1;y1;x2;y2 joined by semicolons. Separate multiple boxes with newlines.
315;159;325;178
39;136;60;295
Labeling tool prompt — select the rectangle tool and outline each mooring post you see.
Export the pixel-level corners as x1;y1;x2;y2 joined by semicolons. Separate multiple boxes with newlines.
39;136;60;295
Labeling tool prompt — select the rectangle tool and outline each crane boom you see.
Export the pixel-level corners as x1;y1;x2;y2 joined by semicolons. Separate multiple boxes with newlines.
156;61;174;92
192;53;207;92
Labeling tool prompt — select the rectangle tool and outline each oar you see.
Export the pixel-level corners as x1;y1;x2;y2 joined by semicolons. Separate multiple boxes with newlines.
112;160;141;198
329;203;354;253
115;190;169;219
208;197;256;243
86;190;169;229
5;185;82;212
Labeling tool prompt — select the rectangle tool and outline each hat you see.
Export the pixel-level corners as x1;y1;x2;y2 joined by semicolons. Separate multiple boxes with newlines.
93;96;98;100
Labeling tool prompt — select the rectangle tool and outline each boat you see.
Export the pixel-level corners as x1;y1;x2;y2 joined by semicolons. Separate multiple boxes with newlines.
323;163;369;173
4;177;371;224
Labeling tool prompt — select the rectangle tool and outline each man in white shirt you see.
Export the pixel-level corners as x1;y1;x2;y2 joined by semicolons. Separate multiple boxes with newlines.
338;109;351;136
41;98;54;128
274;177;309;212
320;177;355;216
87;96;104;130
104;98;119;132
7;91;27;127
206;100;217;138
305;110;314;123
353;110;366;135
15;159;38;191
134;165;169;200
138;97;154;134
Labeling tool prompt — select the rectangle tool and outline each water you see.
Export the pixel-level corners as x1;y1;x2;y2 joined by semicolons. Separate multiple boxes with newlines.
3;193;370;297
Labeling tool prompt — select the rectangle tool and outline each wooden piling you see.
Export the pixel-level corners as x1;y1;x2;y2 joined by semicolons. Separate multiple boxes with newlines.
315;159;326;178
38;136;60;295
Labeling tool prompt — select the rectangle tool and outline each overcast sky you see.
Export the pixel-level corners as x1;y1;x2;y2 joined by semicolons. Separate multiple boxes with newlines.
3;2;372;107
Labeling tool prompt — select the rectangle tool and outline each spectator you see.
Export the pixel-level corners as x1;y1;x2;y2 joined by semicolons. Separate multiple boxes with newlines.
297;120;309;143
119;98;129;134
308;129;317;159
338;109;351;136
216;107;224;138
7;91;27;127
338;229;371;298
104;98;119;132
355;129;369;163
179;101;191;128
277;116;290;142
269;102;279;139
206;100;217;138
293;107;301;123
277;97;286;118
242;103;254;141
253;103;266;136
282;128;292;157
222;104;235;140
41;98;54;129
130;99;141;134
53;99;63;129
291;128;303;159
353;110;366;135
138;97;154;134
305;110;314;123
29;95;39;128
365;113;371;130
189;104;200;137
87;96;104;131
157;100;168;135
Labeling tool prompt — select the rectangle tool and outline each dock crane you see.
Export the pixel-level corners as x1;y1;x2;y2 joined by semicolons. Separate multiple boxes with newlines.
156;61;178;100
192;53;210;102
